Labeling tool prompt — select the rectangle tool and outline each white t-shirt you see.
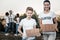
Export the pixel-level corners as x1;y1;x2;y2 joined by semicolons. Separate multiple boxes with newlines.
38;11;56;24
16;17;20;24
19;18;37;39
4;16;9;23
9;14;15;22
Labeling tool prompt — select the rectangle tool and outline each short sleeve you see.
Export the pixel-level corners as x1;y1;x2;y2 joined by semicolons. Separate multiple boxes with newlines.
52;12;56;18
33;19;37;26
19;19;23;26
38;14;41;19
38;13;42;19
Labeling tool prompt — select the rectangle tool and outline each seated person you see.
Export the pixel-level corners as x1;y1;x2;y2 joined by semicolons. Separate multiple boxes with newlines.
0;18;9;36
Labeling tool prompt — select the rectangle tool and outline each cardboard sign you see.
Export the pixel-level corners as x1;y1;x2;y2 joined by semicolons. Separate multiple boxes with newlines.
40;24;57;32
26;28;40;37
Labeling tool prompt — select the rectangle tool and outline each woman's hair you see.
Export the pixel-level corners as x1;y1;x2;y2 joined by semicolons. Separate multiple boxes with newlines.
43;0;50;4
5;12;9;16
26;7;33;12
1;19;5;22
16;13;19;17
43;0;51;10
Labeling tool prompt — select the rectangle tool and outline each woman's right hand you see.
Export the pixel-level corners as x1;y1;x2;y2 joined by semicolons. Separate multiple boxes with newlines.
18;33;23;37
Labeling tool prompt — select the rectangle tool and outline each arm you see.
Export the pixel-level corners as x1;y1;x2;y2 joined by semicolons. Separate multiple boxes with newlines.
33;20;37;29
18;26;23;35
18;19;23;34
53;17;59;32
33;25;36;29
38;18;42;32
53;17;58;24
38;19;42;25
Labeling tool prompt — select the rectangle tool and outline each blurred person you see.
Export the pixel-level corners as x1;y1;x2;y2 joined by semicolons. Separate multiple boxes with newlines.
38;0;58;40
9;10;15;33
18;7;37;40
4;12;10;35
14;13;20;36
0;19;8;33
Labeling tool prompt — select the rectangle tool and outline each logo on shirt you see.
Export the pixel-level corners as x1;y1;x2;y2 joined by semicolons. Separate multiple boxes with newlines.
41;17;51;20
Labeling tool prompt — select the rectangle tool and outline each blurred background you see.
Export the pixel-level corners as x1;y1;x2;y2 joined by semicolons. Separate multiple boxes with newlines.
0;0;60;21
0;0;60;40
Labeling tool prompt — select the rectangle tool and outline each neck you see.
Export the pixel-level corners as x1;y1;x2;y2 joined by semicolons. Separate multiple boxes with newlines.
26;17;31;20
44;10;50;14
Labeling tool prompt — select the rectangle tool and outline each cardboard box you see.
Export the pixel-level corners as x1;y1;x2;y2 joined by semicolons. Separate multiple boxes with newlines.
26;28;40;37
40;24;57;32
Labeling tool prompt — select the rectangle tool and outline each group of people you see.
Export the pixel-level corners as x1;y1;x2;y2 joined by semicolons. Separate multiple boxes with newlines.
0;10;20;36
0;0;59;40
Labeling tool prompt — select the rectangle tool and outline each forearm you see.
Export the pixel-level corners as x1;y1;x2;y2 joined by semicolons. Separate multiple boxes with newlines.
18;30;23;34
54;18;58;25
18;27;23;34
53;18;58;32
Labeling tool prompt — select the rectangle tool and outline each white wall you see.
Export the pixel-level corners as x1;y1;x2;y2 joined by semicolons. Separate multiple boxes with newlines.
0;0;60;15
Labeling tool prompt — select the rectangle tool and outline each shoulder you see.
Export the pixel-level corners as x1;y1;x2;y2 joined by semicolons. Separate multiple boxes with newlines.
50;11;55;14
50;11;56;18
38;12;43;18
20;18;26;22
31;18;36;22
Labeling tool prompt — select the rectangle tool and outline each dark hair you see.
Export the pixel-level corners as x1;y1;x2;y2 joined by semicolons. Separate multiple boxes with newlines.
26;7;33;12
1;19;5;22
5;12;9;16
44;0;51;10
16;13;19;17
43;0;50;4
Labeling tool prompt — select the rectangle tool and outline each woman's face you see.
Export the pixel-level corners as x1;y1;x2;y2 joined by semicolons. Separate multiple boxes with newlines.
26;10;33;18
44;2;50;11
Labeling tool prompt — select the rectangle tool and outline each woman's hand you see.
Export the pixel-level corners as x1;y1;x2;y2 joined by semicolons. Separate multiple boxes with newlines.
54;24;59;32
36;33;41;37
18;33;23;37
56;28;59;32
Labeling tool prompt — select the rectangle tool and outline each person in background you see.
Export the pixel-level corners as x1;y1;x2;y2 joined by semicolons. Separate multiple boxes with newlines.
14;13;20;36
4;12;10;35
9;10;15;33
18;7;37;40
38;0;58;40
0;19;7;33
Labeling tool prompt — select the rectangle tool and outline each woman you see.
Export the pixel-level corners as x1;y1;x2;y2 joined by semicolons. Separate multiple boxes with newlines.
38;0;58;40
18;7;37;40
14;13;20;36
0;19;7;32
